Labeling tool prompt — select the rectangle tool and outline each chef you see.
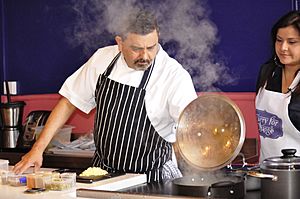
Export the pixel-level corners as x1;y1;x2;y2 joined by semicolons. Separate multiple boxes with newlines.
13;9;197;182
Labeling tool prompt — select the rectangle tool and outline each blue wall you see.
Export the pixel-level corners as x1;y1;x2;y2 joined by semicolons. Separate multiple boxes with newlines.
0;0;292;94
209;1;291;91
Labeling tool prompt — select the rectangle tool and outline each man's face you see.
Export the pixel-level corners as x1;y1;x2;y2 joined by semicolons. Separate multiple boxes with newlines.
115;30;159;71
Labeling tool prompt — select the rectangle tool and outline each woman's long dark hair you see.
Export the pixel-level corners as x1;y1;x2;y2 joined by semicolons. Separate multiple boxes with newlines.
256;11;300;95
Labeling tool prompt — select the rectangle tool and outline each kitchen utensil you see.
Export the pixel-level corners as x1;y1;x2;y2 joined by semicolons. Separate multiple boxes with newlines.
172;172;245;198
259;148;300;199
0;81;25;148
76;172;125;183
0;101;25;148
225;163;262;191
173;94;246;198
0;101;25;127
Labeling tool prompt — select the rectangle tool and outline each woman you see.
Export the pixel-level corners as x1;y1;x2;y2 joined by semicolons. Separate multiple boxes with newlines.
256;11;300;161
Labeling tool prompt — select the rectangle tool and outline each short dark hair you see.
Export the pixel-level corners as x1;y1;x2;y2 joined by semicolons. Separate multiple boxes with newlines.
119;10;159;39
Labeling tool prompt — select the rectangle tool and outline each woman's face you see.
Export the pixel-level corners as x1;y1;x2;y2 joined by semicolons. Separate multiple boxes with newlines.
275;25;300;68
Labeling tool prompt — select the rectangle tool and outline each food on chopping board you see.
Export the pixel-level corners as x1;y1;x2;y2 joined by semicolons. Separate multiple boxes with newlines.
79;167;108;177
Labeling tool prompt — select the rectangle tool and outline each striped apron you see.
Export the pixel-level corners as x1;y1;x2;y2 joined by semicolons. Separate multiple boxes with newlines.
92;52;172;182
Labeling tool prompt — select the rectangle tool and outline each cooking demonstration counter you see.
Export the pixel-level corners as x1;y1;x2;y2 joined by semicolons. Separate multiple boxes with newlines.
0;179;261;199
0;163;260;199
0;138;259;199
0;167;147;199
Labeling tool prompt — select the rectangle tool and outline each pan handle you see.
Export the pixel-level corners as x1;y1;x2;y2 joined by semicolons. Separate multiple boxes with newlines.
207;181;236;198
247;171;278;181
211;180;235;188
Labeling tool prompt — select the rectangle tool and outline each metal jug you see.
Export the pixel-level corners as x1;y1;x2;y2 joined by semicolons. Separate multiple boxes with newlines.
0;101;26;148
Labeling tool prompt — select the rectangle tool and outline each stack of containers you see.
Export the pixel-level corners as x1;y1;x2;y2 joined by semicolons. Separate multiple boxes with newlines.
0;159;27;186
0;159;76;191
27;171;76;191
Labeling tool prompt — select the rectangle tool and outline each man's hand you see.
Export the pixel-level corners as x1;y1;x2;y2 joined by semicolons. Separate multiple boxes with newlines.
13;97;76;174
12;148;43;174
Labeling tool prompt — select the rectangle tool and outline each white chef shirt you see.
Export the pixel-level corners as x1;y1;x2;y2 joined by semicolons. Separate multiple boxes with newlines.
59;45;197;142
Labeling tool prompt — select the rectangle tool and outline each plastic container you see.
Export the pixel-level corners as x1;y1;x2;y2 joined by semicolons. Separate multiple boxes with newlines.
39;171;76;191
26;172;52;189
1;171;9;185
34;125;74;148
60;172;76;187
0;159;9;184
45;177;74;191
8;174;27;186
0;159;9;171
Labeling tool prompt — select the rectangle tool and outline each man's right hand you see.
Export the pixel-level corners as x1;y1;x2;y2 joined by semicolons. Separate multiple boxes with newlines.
12;97;77;174
12;148;43;174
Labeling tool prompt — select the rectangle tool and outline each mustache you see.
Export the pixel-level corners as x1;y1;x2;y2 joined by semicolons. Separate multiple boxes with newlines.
134;59;150;65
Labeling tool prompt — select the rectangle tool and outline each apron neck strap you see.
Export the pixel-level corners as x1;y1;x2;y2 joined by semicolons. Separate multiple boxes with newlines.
103;52;121;76
289;71;300;92
104;52;155;89
138;59;155;89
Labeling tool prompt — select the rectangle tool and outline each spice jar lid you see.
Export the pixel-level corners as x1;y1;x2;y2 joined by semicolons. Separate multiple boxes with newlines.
261;149;300;170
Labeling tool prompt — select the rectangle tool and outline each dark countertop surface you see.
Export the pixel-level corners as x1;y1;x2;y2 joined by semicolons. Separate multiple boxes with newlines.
77;181;261;199
0;148;93;172
120;181;260;199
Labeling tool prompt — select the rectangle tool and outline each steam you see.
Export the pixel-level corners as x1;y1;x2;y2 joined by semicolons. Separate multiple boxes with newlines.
66;0;237;91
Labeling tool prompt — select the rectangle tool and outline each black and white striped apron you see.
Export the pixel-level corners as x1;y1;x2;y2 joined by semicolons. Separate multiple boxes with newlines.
92;52;172;182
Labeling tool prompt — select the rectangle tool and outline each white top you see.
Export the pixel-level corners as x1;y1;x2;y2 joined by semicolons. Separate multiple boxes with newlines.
59;45;197;142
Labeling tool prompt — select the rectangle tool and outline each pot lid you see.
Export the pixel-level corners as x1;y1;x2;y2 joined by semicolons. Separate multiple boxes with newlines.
261;149;300;170
175;94;246;171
